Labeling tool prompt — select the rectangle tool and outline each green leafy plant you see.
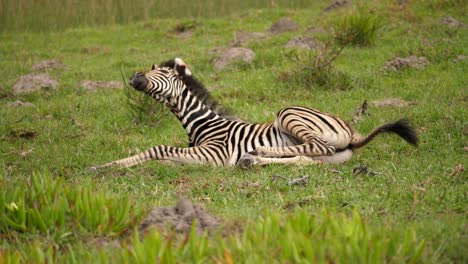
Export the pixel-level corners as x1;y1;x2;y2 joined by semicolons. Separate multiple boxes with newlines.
0;171;142;237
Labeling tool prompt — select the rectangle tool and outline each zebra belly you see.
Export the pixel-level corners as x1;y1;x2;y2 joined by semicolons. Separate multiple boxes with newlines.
314;149;353;164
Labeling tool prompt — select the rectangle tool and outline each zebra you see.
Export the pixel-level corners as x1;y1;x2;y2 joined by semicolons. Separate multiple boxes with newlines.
90;58;418;171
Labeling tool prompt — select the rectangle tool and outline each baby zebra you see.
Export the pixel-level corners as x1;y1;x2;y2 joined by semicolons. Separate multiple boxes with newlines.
90;58;417;171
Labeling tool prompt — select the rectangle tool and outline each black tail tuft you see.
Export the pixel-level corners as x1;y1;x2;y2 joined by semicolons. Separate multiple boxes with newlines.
381;119;419;146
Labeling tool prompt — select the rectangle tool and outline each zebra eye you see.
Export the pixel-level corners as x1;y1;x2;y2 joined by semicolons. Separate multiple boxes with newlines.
151;64;158;70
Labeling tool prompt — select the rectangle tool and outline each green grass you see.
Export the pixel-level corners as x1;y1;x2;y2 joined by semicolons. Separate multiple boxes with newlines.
0;0;467;262
0;0;314;32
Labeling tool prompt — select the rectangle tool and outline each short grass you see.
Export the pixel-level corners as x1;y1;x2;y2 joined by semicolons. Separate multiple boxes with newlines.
0;1;467;263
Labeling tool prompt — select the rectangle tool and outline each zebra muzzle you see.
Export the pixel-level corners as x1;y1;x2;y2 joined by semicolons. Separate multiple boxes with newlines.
129;72;148;91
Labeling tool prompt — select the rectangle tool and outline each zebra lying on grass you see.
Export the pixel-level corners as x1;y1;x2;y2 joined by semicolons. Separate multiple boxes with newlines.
90;58;418;171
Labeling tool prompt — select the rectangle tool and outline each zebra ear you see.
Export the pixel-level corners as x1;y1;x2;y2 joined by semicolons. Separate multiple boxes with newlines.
174;57;192;77
151;64;158;70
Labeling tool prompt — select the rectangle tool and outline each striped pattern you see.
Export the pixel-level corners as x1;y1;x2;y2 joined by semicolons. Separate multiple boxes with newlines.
91;61;417;171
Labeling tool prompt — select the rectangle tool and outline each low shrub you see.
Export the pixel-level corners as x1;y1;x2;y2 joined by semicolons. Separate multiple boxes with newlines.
279;44;352;90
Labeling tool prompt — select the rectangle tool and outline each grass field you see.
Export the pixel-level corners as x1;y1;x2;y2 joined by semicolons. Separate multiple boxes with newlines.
0;0;467;263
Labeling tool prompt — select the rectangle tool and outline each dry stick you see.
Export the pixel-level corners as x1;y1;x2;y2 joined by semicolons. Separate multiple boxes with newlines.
288;40;350;77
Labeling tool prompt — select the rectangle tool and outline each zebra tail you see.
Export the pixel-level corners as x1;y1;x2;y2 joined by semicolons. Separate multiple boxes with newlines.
350;119;419;149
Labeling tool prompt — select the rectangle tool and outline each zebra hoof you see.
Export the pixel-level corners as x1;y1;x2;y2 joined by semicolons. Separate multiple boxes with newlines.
238;155;255;169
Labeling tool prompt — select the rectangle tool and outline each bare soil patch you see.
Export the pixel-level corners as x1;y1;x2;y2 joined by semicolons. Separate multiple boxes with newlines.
232;30;267;46
323;0;350;12
9;128;37;139
455;55;467;62
213;47;255;71
269;18;298;34
8;100;34;107
371;98;413;107
31;59;65;71
440;16;464;28
80;46;111;54
138;198;220;235
13;74;58;94
383;56;428;71
285;36;324;50
80;80;123;90
175;31;193;39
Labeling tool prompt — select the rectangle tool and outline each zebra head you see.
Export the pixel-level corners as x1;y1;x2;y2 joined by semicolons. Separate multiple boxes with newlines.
129;58;192;102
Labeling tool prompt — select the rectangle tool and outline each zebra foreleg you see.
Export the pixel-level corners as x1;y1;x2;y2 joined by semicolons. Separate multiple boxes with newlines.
89;145;219;173
237;153;322;169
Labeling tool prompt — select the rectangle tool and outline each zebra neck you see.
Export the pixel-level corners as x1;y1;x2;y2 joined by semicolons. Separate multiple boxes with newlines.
171;88;222;139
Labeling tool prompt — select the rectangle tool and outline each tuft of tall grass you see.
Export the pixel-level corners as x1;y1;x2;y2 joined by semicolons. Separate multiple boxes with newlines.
333;10;383;47
123;70;168;126
279;44;352;90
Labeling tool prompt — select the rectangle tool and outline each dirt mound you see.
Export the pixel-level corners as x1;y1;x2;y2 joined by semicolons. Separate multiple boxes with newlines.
269;18;298;34
80;80;123;90
371;98;413;107
285;36;323;50
383;56;428;71
31;59;65;71
213;47;255;71
8;100;34;107
232;30;267;46
440;16;464;27
13;74;58;94
138;198;220;234
324;0;350;12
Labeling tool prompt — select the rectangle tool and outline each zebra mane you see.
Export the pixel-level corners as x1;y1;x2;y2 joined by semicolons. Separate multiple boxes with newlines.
159;59;235;119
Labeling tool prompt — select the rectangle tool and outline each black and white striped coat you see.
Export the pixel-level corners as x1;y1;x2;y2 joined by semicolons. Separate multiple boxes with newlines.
91;58;417;171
